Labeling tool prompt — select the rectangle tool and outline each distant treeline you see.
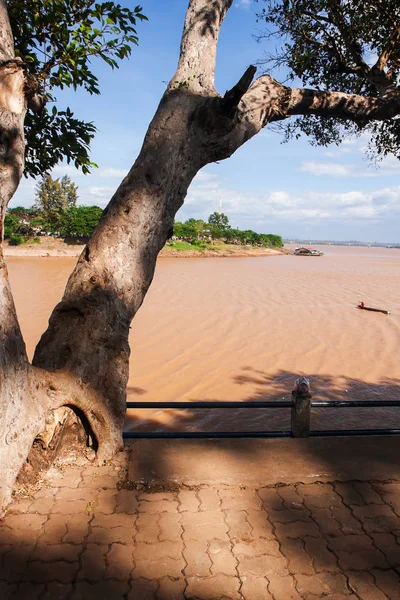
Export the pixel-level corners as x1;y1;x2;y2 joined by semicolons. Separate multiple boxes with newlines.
173;213;283;247
4;175;282;249
4;175;103;245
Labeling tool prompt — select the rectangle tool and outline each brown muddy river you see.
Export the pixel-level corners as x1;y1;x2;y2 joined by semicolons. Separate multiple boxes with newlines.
6;246;400;433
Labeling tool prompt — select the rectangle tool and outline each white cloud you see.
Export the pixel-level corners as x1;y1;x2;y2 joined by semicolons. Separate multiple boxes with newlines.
181;172;400;228
52;165;128;179
299;158;400;178
299;162;352;177
235;0;251;7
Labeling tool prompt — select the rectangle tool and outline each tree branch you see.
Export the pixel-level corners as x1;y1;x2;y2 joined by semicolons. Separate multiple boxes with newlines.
374;26;400;74
223;75;400;157
171;0;233;94
220;65;257;117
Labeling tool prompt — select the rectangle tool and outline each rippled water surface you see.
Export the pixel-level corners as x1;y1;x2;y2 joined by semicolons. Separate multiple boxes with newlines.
7;246;400;433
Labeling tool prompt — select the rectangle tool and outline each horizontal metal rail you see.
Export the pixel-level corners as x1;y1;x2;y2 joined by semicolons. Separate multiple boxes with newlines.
123;430;291;439
126;401;292;409
123;397;400;439
311;429;400;437
312;400;400;408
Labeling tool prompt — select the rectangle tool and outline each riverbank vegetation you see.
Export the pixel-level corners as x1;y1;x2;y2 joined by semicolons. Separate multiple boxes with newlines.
5;179;283;250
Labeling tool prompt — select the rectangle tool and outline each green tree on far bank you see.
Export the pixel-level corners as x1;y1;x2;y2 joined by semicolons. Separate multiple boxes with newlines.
34;174;78;232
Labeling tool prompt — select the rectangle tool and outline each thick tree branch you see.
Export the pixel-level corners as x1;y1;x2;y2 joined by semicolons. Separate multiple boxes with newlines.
0;0;15;61
225;75;400;157
374;26;400;74
171;0;233;94
220;65;257;117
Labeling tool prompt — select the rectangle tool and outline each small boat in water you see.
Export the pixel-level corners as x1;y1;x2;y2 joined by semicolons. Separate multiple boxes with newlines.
293;247;324;256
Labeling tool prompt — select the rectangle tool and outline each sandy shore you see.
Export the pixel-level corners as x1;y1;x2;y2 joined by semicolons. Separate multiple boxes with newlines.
4;237;287;258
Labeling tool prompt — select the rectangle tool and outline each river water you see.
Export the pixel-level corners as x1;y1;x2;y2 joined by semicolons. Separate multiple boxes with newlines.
6;246;400;433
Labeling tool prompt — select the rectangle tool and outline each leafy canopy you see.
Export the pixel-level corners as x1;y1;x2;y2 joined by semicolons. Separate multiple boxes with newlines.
9;0;147;176
34;173;78;231
256;0;400;157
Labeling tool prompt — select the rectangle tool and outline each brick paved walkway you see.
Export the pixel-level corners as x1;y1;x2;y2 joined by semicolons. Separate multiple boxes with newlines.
1;458;400;599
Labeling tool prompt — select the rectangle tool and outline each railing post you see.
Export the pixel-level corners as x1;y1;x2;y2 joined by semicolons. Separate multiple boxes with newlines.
291;377;311;438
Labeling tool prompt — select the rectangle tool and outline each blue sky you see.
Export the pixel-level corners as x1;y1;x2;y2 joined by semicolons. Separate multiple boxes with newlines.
12;0;400;243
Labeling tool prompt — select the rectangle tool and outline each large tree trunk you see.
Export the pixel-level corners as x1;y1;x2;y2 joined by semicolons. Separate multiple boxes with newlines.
2;0;400;514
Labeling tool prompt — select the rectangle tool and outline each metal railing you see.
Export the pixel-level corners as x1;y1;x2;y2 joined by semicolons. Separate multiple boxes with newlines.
123;396;400;439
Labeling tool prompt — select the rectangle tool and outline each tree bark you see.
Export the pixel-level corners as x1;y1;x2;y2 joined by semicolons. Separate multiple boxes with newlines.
2;0;400;514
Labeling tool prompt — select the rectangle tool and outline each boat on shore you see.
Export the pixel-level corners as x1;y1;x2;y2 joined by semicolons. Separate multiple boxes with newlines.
293;247;324;256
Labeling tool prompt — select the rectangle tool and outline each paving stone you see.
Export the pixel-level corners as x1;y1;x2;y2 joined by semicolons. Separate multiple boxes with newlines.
92;512;135;529
158;512;182;541
156;577;186;599
92;490;117;514
181;510;229;541
267;574;303;599
381;493;400;517
346;570;388;600
135;512;160;543
71;580;129;599
138;500;179;514
31;542;82;562
1;545;36;582
237;554;289;578
52;499;88;515
334;483;364;506
273;520;321;539
351;503;397;535
258;488;285;510
209;540;237;576
106;543;134;580
225;510;253;540
8;497;33;514
186;574;241;599
198;488;220;511
303;536;339;572
88;525;134;544
39;514;67;544
115;489;138;514
310;508;342;536
297;484;342;509
328;536;389;571
178;490;200;513
370;532;400;566
81;475;117;490
232;537;281;558
277;487;305;510
27;560;79;583
55;471;83;488
78;543;107;581
63;514;91;544
54;487;88;501
219;489;262;511
80;465;119;478
133;554;184;580
240;577;273;599
0;582;18;599
330;505;364;535
352;482;384;505
245;509;275;539
41;582;73;599
0;514;47;544
127;578;158;599
372;568;400;599
139;492;177;502
279;537;314;575
268;508;311;524
183;539;212;577
10;582;45;599
295;573;349;597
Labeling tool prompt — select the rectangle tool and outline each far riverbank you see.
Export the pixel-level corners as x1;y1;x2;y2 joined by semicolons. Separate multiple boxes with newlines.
4;237;287;258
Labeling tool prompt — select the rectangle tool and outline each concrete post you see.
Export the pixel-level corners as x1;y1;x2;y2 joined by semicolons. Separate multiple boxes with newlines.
291;377;311;438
